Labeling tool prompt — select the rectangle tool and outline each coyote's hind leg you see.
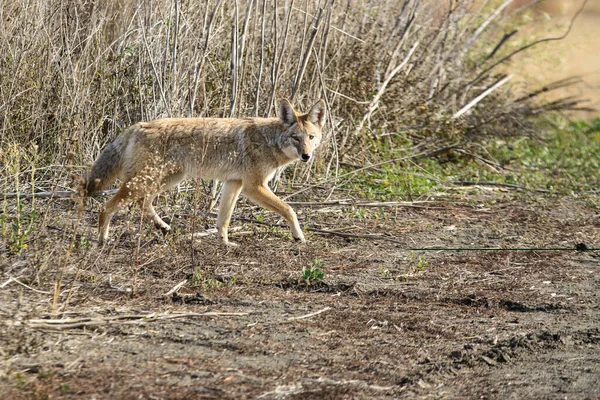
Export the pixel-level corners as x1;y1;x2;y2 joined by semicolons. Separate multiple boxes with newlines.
98;184;134;244
140;195;170;232
140;169;186;233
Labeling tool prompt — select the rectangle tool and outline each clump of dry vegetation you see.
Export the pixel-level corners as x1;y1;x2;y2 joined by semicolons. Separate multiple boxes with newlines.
0;0;591;257
2;0;591;264
0;0;587;182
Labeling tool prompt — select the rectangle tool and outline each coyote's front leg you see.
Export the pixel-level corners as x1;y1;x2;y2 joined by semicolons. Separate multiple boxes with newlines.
242;183;305;242
216;180;243;246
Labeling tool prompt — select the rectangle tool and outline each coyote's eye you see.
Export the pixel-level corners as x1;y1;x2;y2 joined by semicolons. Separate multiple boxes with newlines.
291;135;300;141
309;135;315;140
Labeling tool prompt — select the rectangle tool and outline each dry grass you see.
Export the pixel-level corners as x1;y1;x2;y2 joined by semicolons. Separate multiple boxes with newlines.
1;0;587;182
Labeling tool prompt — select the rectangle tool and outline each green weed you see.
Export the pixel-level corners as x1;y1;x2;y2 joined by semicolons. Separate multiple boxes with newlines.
378;265;391;279
302;259;325;285
405;251;428;277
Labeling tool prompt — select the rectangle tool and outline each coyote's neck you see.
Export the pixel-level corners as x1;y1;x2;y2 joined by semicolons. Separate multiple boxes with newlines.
251;118;296;166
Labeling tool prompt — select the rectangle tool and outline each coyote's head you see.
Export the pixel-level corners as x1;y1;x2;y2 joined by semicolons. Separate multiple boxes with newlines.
279;99;326;163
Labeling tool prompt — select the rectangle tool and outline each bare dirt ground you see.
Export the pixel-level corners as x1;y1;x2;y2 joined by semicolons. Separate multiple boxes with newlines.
1;190;599;399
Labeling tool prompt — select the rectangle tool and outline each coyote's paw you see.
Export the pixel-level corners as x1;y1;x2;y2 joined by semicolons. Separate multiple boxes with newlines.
157;224;171;235
293;236;307;243
154;218;171;233
221;240;240;248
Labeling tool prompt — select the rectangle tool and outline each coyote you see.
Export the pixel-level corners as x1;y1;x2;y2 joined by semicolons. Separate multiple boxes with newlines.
81;99;326;245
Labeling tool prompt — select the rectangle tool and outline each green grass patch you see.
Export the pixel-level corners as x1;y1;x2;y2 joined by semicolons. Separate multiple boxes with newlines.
490;118;600;192
342;118;600;201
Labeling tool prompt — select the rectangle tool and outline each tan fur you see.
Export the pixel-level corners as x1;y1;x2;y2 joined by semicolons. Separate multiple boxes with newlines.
82;99;326;245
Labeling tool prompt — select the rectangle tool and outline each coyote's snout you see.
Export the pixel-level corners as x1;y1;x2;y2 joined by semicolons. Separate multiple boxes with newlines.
81;99;326;245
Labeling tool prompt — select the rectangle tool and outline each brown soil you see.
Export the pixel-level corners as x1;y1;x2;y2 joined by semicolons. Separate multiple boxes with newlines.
1;191;599;399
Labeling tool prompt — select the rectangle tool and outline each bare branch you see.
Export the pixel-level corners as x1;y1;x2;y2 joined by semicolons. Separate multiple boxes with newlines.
468;0;590;88
453;74;514;119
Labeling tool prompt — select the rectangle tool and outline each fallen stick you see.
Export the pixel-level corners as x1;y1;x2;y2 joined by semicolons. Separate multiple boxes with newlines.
308;227;402;243
287;200;442;209
164;279;188;297
1;277;52;294
24;311;250;330
287;306;331;321
453;180;551;193
0;189;117;199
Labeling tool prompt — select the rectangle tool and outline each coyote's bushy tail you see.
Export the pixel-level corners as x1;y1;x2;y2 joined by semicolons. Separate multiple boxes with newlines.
81;129;131;196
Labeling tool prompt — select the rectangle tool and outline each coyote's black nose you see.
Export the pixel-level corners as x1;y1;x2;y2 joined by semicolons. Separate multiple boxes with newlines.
301;153;311;161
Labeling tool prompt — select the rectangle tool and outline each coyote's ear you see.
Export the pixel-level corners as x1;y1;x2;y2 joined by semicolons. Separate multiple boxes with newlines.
279;99;297;126
307;99;326;129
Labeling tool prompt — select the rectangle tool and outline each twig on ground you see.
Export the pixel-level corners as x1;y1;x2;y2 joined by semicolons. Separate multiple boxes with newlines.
453;180;551;193
191;228;218;238
257;377;394;398
287;306;331;321
164;279;188;297
0;277;17;288
0;189;117;199
287;200;442;209
1;277;52;295
316;377;395;392
107;274;132;293
190;226;242;239
412;144;460;159
22;311;251;330
308;227;402;243
453;148;504;171
247;307;333;329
